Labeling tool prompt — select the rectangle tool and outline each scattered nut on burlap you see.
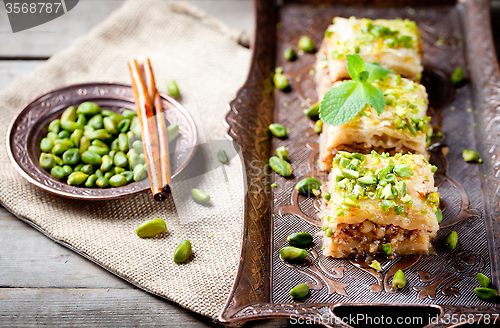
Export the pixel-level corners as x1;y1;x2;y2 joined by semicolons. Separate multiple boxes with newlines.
0;0;251;320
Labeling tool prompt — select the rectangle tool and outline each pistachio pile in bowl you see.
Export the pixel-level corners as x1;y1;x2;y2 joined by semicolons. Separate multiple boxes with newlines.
38;102;150;188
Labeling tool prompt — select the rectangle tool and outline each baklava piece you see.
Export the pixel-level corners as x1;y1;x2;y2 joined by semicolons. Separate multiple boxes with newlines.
319;74;430;171
315;17;423;95
319;151;439;258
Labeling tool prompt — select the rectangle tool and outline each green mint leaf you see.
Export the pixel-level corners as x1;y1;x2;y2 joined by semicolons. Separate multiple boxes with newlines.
319;81;367;125
365;62;393;83
346;54;365;80
360;82;386;115
319;55;389;126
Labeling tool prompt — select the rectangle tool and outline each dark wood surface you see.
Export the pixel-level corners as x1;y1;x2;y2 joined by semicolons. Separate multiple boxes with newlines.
2;0;500;327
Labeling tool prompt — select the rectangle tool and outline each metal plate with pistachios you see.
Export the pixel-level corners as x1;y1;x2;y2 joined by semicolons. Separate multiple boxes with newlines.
6;83;197;200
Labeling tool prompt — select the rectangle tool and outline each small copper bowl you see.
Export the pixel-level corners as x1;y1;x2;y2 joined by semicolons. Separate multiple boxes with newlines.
6;83;197;200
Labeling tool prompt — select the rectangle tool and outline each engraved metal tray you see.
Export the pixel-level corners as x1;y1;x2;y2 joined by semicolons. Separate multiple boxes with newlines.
220;0;500;325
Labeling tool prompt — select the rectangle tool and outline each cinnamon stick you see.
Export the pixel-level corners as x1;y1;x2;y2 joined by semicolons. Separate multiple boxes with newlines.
142;59;172;198
128;59;166;201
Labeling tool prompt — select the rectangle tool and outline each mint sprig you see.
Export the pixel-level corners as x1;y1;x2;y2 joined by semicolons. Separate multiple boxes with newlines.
319;54;392;126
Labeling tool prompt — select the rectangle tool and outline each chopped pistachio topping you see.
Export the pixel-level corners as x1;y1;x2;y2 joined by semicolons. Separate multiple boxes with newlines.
325;18;418;60
381;243;392;255
394;163;414;178
330;151;437;217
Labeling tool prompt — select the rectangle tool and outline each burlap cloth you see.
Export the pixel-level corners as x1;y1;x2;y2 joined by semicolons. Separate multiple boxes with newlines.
0;0;251;320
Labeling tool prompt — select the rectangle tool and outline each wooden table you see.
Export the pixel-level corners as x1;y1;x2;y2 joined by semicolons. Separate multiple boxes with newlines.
0;1;289;326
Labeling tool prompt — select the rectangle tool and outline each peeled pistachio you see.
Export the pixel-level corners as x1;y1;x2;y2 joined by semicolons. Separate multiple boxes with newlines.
136;218;168;238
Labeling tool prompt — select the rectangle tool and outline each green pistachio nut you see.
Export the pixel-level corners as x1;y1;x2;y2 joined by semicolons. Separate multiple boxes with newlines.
87;145;109;156
110;138;119;151
85;174;98;188
60;106;77;123
47;132;58;142
48;119;61;133
62;148;81;165
62;165;73;177
67;172;89;186
314;120;323;133
84;129;110;140
109;174;127;187
462;149;481;163
51;143;71;156
70;129;84;148
450;67;464;87
80;164;94;175
114;167;126;175
121;109;137;119
290;283;309;299
283;47;296;61
436;208;443;223
120;171;134;183
392;269;406;289
477;273;490;288
167;123;179;142
474;287;499;300
445;231;458;250
88;114;104;130
295;177;321;196
280;246;308;263
58;130;70;139
61;120;83;133
190;188;211;205
113;151;128;168
136;218;168;238
132;140;143;154
269;156;292;177
269;123;288;138
217;150;228;164
287;232;313;248
273;71;289;90
275;146;290;162
303;103;320;119
298;35;315;52
167;80;180;99
74;163;84;172
40;138;54;153
79;136;91;153
50;166;65;180
118;133;129;152
132;124;142;138
381;243;392;256
103;117;118;134
133;164;147;181
81;151;102;166
77;102;101;116
100;155;113;172
173;240;192;263
118;119;131;133
96;176;110;188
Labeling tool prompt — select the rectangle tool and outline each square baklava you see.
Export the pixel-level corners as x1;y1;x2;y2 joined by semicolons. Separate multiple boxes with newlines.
319;151;440;258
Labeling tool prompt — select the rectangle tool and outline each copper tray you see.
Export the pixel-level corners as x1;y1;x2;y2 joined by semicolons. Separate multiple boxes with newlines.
6;83;197;200
220;0;500;326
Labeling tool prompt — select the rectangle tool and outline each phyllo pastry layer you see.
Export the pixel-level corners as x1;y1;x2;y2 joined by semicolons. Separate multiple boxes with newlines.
315;17;423;95
319;151;440;258
319;74;430;171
